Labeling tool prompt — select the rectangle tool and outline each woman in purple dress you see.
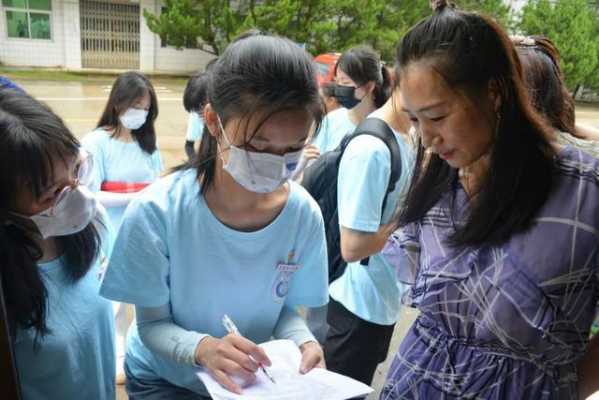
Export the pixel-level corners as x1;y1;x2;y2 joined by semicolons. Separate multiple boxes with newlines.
381;1;599;399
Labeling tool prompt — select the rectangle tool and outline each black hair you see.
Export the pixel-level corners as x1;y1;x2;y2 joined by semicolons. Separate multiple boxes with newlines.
183;73;210;113
397;3;556;247
321;82;336;99
97;71;158;154
334;46;392;108
0;88;102;343
190;33;323;194
514;36;576;136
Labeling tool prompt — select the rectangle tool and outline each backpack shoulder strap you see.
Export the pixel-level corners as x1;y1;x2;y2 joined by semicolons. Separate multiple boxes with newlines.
344;118;402;195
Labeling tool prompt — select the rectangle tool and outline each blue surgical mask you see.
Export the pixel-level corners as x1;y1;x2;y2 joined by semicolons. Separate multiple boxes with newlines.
217;117;303;193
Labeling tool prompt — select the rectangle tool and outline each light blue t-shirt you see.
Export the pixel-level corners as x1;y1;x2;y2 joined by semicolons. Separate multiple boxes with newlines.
312;107;356;153
82;128;163;231
100;169;328;395
15;206;116;400
329;111;415;325
185;112;204;142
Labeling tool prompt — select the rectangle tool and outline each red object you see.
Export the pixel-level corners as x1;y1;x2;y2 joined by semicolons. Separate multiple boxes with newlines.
101;181;150;193
314;53;341;86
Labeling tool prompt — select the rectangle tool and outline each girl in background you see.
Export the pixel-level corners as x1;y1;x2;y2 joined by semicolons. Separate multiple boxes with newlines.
83;71;163;383
183;73;211;161
312;46;392;154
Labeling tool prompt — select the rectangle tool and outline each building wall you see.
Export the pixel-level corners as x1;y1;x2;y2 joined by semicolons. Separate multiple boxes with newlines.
138;0;155;72
147;0;215;74
154;46;214;74
0;0;219;73
0;0;72;67
61;0;82;69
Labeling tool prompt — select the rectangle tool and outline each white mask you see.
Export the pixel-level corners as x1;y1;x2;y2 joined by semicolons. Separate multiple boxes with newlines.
29;186;98;239
120;108;148;130
218;117;303;193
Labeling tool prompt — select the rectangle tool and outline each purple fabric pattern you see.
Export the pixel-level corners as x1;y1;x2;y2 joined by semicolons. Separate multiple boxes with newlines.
381;146;599;399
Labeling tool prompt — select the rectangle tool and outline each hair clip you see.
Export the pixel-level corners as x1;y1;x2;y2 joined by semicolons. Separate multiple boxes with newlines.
511;35;536;47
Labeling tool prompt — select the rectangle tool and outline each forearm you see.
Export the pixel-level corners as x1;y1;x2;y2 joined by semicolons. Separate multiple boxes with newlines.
340;224;394;263
136;305;209;366
273;306;316;346
575;123;599;141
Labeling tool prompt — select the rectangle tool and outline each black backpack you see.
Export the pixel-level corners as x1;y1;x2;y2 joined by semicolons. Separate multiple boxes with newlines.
302;118;402;283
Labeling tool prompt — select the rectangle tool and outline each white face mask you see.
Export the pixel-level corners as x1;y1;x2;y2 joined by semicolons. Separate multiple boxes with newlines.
120;108;148;130
29;186;98;239
217;117;303;193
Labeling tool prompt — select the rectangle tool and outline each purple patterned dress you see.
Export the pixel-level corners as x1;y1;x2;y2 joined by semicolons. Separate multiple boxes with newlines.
381;146;599;399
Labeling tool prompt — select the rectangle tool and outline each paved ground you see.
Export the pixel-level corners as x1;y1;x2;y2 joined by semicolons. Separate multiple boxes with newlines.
10;78;599;399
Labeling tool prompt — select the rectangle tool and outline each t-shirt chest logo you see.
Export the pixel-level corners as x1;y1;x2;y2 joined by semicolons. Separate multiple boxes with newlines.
272;251;300;303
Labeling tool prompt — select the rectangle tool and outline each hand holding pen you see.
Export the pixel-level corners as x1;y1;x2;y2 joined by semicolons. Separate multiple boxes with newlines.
222;315;276;384
194;316;273;395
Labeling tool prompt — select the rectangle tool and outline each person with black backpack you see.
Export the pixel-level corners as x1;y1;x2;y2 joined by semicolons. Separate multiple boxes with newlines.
304;46;394;343
303;78;415;387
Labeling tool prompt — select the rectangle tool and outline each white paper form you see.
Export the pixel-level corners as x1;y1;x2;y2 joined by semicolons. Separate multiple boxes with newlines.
197;339;373;400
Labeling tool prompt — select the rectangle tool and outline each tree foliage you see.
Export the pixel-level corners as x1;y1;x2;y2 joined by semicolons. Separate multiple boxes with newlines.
144;0;599;94
518;0;599;90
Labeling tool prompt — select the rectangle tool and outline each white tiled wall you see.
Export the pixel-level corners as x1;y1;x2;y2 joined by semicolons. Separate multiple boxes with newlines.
154;46;215;74
139;0;156;72
0;0;66;67
143;0;215;74
61;0;81;69
1;0;213;73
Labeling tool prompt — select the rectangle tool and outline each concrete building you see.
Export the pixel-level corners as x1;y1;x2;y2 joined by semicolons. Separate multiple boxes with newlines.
0;0;214;73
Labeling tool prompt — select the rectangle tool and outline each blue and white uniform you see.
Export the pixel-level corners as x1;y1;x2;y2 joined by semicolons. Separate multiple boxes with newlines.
329;109;415;325
312;108;356;153
82;128;163;231
100;169;328;396
15;206;116;400
186;112;204;142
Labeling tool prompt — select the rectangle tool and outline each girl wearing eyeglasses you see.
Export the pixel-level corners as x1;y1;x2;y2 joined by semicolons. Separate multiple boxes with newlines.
0;89;115;400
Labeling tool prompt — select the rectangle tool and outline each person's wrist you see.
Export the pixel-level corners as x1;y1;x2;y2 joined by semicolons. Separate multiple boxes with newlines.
299;340;319;351
194;335;215;365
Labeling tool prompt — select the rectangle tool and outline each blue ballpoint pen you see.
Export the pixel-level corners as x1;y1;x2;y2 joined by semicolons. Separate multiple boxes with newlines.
222;314;276;384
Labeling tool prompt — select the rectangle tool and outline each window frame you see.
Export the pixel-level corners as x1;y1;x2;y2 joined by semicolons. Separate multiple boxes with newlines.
3;0;52;41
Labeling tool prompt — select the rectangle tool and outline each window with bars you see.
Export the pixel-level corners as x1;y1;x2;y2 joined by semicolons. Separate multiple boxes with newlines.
3;0;51;39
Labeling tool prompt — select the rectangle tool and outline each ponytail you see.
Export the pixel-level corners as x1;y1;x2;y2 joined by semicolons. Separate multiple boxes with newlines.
373;64;392;108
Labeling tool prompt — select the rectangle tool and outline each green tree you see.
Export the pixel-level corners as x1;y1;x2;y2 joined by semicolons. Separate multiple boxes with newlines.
518;0;599;91
143;0;432;59
456;0;512;28
144;0;250;55
143;0;515;60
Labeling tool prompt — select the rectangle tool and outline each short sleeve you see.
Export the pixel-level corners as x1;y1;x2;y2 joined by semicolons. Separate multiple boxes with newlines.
82;130;106;193
284;201;328;308
311;114;331;152
100;195;170;307
382;223;421;285
338;135;390;233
